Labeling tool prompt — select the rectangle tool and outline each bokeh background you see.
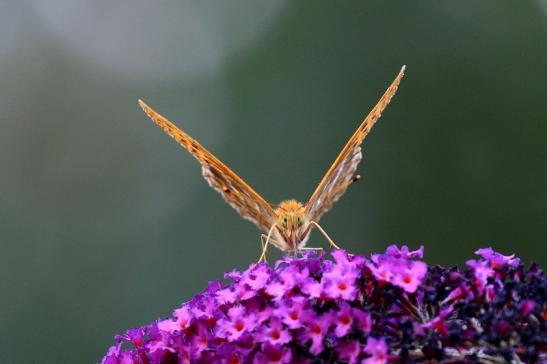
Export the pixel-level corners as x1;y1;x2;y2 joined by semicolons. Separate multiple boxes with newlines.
1;1;546;362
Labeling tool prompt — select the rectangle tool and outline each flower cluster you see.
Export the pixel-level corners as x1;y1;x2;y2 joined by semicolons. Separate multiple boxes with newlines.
102;246;546;363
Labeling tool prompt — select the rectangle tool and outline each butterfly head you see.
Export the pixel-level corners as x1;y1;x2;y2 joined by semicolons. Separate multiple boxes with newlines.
274;200;310;254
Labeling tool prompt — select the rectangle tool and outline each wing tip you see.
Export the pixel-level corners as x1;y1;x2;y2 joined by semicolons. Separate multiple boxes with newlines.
138;99;158;122
398;65;406;80
138;99;148;110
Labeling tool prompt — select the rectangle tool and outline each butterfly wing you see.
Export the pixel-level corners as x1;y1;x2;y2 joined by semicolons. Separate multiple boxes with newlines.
304;66;406;222
139;100;277;232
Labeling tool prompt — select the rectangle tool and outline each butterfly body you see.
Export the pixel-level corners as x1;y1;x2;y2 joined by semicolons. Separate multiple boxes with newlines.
272;199;310;254
138;66;406;258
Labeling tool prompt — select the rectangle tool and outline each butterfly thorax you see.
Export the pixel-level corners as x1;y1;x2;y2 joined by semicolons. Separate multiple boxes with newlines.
273;199;311;254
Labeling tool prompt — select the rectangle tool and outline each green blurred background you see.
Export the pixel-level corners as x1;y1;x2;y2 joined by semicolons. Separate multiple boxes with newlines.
0;1;545;362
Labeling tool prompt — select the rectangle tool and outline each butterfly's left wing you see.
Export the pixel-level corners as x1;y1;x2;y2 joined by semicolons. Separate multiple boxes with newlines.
139;100;277;232
304;66;406;222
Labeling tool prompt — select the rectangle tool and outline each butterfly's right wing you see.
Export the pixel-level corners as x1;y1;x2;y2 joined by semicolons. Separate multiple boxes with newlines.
304;66;406;222
139;100;277;232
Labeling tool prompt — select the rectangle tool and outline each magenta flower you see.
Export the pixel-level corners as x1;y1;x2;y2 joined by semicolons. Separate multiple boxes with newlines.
362;337;388;364
256;318;291;346
476;247;520;267
466;258;494;292
101;246;546;363
333;303;354;337
275;297;307;330
419;305;454;336
384;244;424;259
156;306;192;333
323;265;359;300
216;305;259;340
253;343;292;363
299;309;332;354
391;260;427;293
367;245;427;293
240;264;271;291
337;339;361;363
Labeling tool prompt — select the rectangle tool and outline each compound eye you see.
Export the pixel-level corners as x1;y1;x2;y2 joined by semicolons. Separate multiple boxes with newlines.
282;216;288;228
297;216;303;227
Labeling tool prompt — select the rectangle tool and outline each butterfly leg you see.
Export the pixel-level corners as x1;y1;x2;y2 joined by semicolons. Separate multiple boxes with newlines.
309;221;341;250
259;234;284;260
258;235;268;262
258;224;277;263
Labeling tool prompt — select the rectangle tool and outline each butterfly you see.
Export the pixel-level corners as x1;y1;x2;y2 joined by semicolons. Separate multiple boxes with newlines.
139;65;405;261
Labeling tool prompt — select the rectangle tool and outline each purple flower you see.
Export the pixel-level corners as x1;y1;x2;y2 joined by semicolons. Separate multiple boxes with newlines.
466;258;494;292
352;307;372;334
156;306;192;333
520;299;536;316
300;278;323;299
299;309;331;354
475;247;520;267
333;303;354;337
253;343;292;363
188;321;209;358
266;265;312;301
337;339;361;363
102;344;137;364
392;260;427;293
362;337;388;364
101;246;545;364
323;264;359;300
216;305;258;340
367;246;427;293
216;283;255;304
419;305;454;336
275;297;306;330
385;244;424;259
256;318;291;346
118;327;145;347
240;263;271;291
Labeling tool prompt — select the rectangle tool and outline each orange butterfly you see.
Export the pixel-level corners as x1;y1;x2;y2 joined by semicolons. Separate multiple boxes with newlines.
139;66;405;261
